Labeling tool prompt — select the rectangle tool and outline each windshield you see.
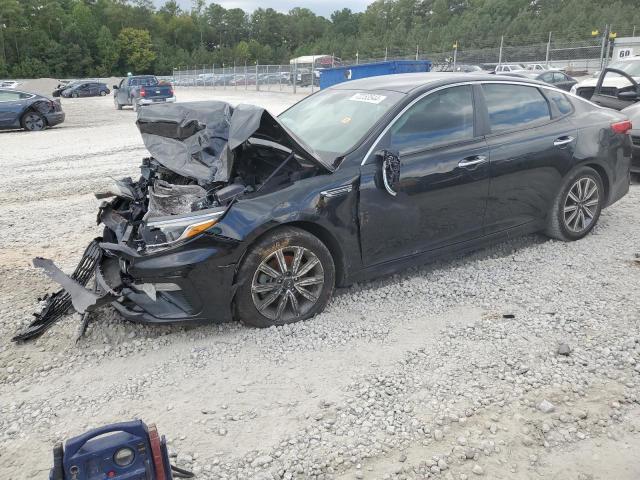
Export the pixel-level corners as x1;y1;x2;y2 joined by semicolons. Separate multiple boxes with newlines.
608;60;640;76
279;89;404;162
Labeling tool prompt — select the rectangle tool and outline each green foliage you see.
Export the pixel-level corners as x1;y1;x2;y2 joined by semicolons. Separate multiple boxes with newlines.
117;28;156;73
1;0;639;78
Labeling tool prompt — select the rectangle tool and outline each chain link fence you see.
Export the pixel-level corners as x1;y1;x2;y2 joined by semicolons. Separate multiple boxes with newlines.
169;31;636;92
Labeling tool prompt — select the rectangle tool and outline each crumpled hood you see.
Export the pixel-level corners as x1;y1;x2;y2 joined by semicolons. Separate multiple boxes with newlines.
136;101;332;184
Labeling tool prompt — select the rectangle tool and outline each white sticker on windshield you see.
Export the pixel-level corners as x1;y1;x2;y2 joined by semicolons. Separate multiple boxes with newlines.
349;93;387;104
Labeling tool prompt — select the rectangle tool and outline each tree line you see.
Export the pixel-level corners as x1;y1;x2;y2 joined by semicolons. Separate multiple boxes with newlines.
0;0;639;79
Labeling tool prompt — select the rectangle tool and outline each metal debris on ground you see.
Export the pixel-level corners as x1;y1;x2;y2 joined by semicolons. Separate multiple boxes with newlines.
12;239;102;342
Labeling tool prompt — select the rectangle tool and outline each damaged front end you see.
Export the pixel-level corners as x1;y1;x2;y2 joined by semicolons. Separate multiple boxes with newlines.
14;101;331;342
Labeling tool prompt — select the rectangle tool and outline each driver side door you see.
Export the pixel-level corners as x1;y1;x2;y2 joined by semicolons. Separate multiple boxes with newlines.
358;84;490;266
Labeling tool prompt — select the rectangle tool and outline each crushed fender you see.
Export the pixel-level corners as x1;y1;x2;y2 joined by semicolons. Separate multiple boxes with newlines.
12;239;106;342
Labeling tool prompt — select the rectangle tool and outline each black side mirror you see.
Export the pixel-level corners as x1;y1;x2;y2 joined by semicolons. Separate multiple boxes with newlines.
376;149;401;196
617;90;638;101
112;85;118;90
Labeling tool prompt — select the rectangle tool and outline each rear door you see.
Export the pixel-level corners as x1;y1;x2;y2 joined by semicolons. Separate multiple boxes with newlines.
359;84;491;266
481;83;578;232
0;89;23;126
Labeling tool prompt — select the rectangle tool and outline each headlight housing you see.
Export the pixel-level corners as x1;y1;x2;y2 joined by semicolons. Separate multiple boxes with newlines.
143;209;225;249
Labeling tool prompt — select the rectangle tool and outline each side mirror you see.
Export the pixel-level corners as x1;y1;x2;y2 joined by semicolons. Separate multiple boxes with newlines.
112;85;118;90
376;149;401;196
617;90;638;101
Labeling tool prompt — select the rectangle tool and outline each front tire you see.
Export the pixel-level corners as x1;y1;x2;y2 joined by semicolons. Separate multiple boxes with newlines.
545;166;604;241
234;227;335;328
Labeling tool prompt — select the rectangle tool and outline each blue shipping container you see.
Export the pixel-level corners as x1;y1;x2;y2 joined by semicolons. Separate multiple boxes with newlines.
319;60;432;89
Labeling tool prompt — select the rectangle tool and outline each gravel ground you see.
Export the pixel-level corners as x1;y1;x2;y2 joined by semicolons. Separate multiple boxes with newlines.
1;88;639;480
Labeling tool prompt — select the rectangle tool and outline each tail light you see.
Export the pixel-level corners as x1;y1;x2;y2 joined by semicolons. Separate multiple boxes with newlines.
140;87;146;97
611;120;632;134
169;87;174;96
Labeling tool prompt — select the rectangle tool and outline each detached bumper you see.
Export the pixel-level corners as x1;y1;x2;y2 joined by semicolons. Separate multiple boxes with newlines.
138;96;176;106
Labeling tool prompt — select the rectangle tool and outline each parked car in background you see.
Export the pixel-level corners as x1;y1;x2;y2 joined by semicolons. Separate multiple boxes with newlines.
494;64;526;73
41;73;631;329
571;57;640;100
113;75;175;111
0;88;65;131
438;64;483;73
503;70;578;91
0;80;19;89
61;81;110;98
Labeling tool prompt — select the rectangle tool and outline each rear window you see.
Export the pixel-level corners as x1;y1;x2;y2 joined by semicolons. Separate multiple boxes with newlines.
482;84;551;133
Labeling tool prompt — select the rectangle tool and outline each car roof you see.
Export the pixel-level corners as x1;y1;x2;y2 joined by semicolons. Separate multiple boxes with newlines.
329;72;545;94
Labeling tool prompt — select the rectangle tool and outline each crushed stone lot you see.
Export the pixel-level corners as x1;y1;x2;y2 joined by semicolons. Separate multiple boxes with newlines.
1;88;640;479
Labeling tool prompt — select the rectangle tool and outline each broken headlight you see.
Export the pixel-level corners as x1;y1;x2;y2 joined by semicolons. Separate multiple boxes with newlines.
143;209;225;248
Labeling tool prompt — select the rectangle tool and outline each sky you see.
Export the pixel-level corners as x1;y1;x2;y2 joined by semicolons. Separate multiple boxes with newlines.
163;0;371;18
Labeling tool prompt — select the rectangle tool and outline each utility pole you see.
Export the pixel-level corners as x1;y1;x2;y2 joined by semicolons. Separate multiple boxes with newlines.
452;42;458;69
498;36;504;66
545;32;552;67
599;24;609;69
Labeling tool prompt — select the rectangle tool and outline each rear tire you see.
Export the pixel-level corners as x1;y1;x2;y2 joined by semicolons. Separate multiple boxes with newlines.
234;227;335;328
21;111;46;131
545;166;604;241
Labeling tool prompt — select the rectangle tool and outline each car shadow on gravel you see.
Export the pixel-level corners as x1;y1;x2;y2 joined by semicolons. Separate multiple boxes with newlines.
70;232;548;343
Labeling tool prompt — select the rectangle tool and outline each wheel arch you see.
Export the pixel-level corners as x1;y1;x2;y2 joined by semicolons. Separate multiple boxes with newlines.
583;162;610;204
20;104;49;128
233;220;348;289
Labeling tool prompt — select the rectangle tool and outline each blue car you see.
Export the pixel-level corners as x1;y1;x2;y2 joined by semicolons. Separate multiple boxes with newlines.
0;88;65;131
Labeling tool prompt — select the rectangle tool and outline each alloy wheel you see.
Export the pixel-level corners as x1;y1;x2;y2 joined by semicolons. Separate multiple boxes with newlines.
251;246;324;322
23;113;45;131
563;177;599;233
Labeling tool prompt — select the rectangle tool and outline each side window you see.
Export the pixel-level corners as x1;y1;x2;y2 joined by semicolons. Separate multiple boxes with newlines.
390;85;474;153
540;72;554;83
0;90;20;101
482;84;551;133
553;72;566;82
546;89;573;116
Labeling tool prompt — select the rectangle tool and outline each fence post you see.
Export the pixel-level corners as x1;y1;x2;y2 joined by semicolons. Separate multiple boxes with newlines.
293;61;297;94
498;36;504;66
311;55;315;93
384;47;388;61
356;52;359;64
415;44;419;60
233;62;236;90
545;32;551;67
256;61;259;91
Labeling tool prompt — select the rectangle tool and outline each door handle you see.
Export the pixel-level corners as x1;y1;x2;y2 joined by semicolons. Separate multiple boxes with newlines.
458;155;487;168
553;136;574;147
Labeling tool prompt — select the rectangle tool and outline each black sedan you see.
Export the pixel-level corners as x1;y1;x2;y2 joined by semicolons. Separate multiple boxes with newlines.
503;70;578;91
61;81;110;98
25;73;632;337
0;88;65;131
